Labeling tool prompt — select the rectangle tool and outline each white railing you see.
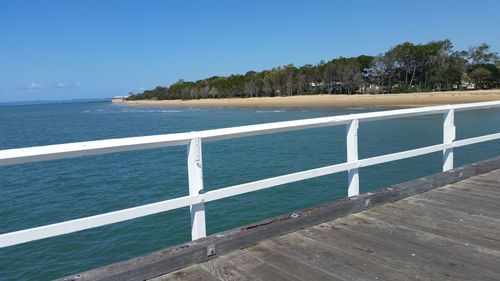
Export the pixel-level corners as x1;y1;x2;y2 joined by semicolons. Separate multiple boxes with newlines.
1;100;500;248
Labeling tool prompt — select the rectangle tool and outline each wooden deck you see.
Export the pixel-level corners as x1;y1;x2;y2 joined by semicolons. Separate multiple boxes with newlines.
152;169;500;281
59;158;500;281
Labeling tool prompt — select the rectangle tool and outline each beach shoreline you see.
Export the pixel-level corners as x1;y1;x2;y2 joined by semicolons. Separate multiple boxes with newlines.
114;89;500;108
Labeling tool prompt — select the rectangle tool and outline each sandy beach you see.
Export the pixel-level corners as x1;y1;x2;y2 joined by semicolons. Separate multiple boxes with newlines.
114;89;500;108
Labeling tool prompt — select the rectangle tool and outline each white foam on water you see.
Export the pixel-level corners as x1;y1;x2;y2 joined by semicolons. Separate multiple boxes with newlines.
256;110;286;113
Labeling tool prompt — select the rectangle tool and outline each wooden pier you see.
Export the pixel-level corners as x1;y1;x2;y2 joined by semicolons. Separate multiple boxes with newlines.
60;157;500;281
153;168;500;281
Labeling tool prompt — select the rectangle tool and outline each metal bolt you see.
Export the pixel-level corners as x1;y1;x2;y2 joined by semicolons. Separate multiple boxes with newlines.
207;245;216;256
365;199;371;207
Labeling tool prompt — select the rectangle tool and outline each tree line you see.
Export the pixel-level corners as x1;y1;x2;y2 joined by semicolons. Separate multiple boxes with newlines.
127;40;499;100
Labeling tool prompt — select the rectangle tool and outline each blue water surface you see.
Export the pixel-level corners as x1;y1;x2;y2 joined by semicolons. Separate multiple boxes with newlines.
0;101;499;280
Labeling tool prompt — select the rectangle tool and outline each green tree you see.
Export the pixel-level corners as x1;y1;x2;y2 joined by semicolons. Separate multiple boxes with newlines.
125;39;499;101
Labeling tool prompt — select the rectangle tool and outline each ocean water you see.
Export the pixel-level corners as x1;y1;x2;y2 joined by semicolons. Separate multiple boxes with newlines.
0;101;499;280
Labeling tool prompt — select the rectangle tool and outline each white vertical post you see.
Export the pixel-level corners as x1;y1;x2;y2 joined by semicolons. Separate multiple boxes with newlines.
443;108;455;171
187;138;206;240
347;119;359;197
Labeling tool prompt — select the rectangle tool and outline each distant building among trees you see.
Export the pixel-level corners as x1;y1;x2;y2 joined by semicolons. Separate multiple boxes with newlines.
127;40;499;101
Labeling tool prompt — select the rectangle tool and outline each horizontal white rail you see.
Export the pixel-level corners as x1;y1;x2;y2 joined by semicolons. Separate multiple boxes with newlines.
2;100;500;167
0;195;202;248
454;132;500;147
1;100;499;248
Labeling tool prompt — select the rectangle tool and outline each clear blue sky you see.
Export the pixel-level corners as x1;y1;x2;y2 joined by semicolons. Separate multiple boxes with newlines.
1;0;499;102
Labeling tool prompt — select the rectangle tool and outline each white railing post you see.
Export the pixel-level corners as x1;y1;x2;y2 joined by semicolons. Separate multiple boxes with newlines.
443;108;455;171
187;138;206;240
347;119;359;197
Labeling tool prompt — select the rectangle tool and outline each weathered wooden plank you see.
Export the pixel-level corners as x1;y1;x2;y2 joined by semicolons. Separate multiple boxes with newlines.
389;196;500;230
472;180;500;186
445;186;500;201
366;198;500;240
462;178;500;188
417;190;500;215
243;244;344;281
339;213;500;266
461;171;500;182
361;203;500;250
335;217;500;279
468;179;500;188
399;191;500;220
456;177;500;187
356;212;500;260
430;189;500;210
445;176;500;188
263;233;414;281
302;220;499;281
430;186;500;205
447;181;500;196
298;225;464;281
218;252;303;281
474;169;500;180
199;253;259;281
150;264;219;281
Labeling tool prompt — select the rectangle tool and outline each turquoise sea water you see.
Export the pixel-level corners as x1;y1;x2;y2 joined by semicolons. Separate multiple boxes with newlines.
0;101;499;280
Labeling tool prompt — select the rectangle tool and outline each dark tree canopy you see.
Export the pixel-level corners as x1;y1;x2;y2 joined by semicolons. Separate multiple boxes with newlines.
127;40;499;101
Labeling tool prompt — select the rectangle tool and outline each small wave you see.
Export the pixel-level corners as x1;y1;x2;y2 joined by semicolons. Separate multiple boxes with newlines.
120;109;182;113
256;110;286;113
